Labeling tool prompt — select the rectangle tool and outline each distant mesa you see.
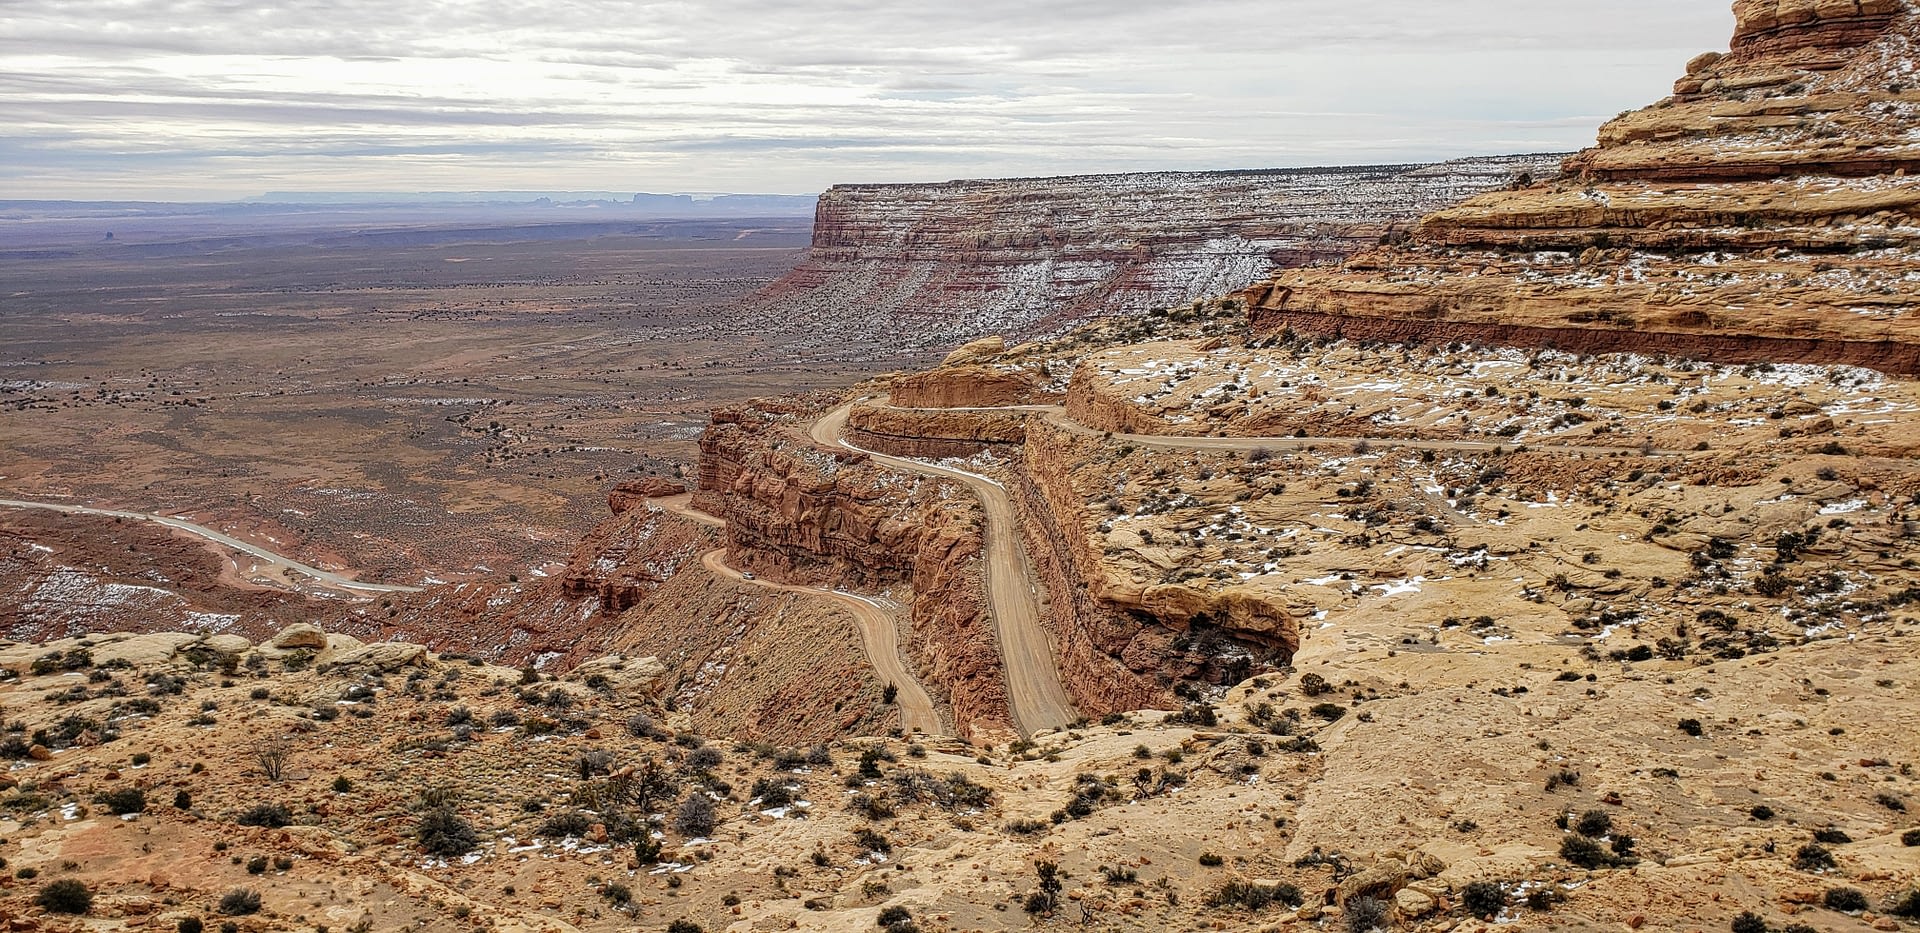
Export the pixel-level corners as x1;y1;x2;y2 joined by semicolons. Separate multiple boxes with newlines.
1244;0;1920;374
745;157;1564;356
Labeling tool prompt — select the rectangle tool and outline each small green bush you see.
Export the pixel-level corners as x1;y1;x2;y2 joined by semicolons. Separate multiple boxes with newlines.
1823;888;1868;913
1561;834;1622;870
99;787;146;815
1730;912;1768;933
36;878;92;914
1793;843;1836;872
417;808;479;857
236;803;291;828
1461;880;1507;918
217;887;261;915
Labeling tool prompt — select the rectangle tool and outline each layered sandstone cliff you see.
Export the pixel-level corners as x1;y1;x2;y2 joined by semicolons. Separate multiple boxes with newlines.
694;398;1013;738
1247;0;1920;373
749;158;1561;355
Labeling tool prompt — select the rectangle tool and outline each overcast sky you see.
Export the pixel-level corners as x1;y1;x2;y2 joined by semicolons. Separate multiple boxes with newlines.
0;1;1735;200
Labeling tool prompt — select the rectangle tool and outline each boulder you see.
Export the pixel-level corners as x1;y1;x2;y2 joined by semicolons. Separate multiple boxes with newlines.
566;655;669;695
319;633;367;665
90;632;203;668
1394;887;1436;918
271;623;329;650
202;634;252;656
324;642;427;672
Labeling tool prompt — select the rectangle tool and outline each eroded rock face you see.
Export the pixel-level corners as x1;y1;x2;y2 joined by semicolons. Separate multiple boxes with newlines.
694;400;1013;738
1246;0;1920;373
750;158;1561;355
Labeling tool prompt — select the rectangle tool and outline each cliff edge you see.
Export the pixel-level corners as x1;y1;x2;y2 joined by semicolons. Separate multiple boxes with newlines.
1246;0;1920;373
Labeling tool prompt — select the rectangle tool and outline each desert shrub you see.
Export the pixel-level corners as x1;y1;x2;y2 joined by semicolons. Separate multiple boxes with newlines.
1823;888;1868;912
1750;805;1775;821
1876;793;1907;812
1461;880;1507;918
1207;878;1300;910
537;810;593;839
1731;912;1768;933
1346;894;1387;931
1812;827;1852;844
1793;843;1836;872
601;880;632;906
876;905;917;932
1888;889;1920;920
673;794;716;838
1560;835;1622;869
1197;852;1224;867
665;921;703;933
418;808;478;856
1574;810;1612;837
99;787;146;815
687;745;723;770
1902;828;1920;847
36;878;92;914
1679;718;1704;737
850;792;895;821
853;827;892;854
246;855;268;874
217;888;261;915
1309;703;1346;721
178;919;204;933
1298;673;1332;696
1023;860;1061;915
236;803;291;828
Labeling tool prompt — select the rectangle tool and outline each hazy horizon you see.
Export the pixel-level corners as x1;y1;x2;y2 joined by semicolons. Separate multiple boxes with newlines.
3;1;1735;201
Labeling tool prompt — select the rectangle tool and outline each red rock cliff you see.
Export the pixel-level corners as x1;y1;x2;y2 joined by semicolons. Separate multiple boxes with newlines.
1247;0;1920;374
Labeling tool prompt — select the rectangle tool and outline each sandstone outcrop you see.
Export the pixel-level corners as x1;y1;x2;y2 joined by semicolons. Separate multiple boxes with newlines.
750;157;1562;354
1247;0;1920;372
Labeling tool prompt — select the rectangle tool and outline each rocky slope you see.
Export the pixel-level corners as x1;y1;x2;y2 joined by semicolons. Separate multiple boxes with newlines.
749;157;1562;355
1245;0;1920;372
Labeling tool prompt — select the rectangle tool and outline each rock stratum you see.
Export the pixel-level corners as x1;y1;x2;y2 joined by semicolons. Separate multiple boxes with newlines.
750;157;1563;355
1246;0;1920;372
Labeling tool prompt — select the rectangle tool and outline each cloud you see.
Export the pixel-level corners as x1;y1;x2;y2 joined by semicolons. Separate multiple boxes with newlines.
0;0;1736;198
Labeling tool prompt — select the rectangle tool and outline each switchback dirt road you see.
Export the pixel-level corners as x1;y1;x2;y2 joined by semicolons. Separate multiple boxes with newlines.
649;494;945;737
811;405;1079;737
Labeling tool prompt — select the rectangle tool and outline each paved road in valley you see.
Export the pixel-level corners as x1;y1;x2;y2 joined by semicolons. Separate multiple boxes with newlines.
810;404;1080;737
0;497;423;596
649;494;945;737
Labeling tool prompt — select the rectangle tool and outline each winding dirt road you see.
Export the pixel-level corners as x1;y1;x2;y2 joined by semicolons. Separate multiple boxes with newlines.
649;494;945;737
810;405;1079;736
0;497;422;596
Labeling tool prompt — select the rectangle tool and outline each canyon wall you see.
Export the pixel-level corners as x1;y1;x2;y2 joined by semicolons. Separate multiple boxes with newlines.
748;157;1563;355
693;399;1013;738
1247;0;1920;373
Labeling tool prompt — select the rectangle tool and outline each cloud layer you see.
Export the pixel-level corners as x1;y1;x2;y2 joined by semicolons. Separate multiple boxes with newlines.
0;0;1735;198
